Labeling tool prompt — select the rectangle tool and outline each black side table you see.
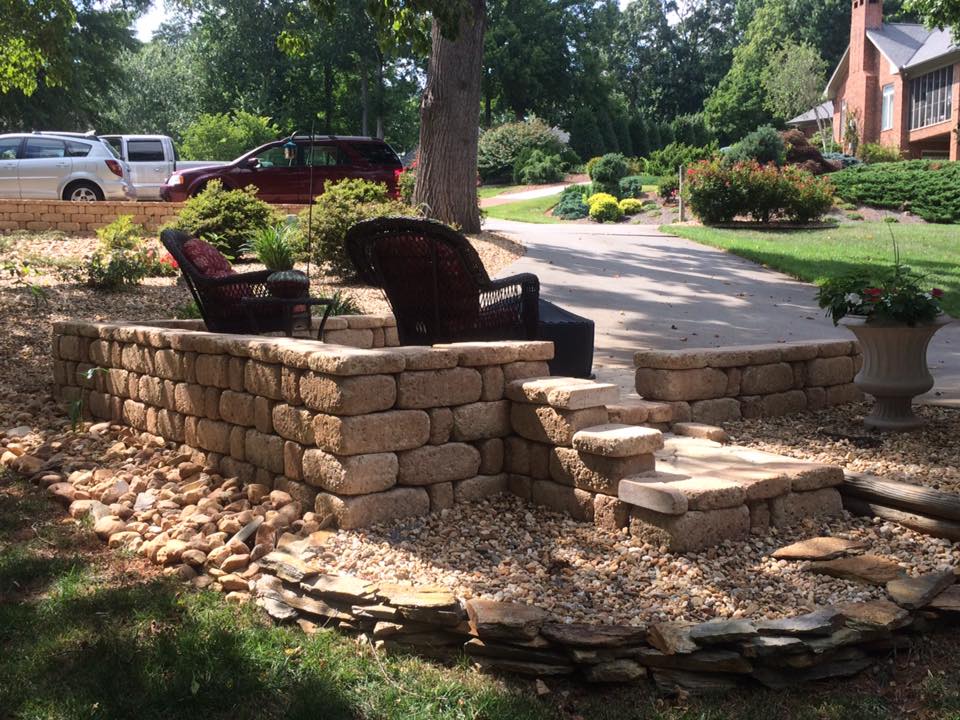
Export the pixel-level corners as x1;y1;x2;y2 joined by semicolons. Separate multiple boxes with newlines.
239;297;335;339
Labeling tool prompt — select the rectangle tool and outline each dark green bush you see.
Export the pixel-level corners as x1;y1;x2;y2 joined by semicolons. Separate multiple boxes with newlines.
588;153;630;197
644;142;718;177
830;160;960;223
167;180;278;258
657;176;679;202
726;126;786;167
398;166;417;204
81;249;151;290
513;149;565;185
823;152;861;169
618;175;658;198
296;179;417;276
859;142;902;164
552;185;589;219
478;117;571;183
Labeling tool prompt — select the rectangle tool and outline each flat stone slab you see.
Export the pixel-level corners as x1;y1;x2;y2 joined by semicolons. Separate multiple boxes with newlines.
466;600;547;641
619;475;689;515
504;377;617;410
928;585;960;611
755;608;846;637
886;569;956;610
572;424;664;458
647;623;698;655
540;623;648;648
772;537;870;561
300;574;379;605
834;599;912;632
671;422;729;443
808;556;906;585
689;619;757;645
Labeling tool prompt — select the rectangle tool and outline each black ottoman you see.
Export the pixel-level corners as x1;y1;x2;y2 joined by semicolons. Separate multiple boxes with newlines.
537;299;594;378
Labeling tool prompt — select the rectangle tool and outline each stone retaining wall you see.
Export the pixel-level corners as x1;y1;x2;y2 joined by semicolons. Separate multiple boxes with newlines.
634;340;864;424
0;199;306;233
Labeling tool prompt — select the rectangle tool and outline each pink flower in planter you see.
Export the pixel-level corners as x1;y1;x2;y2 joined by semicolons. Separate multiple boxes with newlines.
932;288;944;298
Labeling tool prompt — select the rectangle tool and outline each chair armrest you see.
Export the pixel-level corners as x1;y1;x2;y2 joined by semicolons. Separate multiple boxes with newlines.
194;269;273;288
487;273;540;295
480;273;540;339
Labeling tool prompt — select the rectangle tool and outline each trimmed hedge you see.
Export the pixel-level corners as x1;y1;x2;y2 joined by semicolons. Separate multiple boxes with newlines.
830;160;960;223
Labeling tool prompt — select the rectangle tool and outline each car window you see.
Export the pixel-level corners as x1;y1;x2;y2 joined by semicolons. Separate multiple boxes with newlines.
348;141;401;167
254;146;293;168
0;138;19;160
103;137;123;155
128;139;165;162
65;140;91;158
304;143;344;167
23;137;66;159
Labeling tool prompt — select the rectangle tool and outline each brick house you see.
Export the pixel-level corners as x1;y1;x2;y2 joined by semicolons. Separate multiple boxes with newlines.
826;0;959;159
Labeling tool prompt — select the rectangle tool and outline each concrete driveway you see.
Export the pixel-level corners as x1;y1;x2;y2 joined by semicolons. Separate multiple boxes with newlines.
486;218;960;403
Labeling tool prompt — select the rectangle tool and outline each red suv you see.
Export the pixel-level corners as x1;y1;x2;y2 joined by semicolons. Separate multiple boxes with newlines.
160;135;403;203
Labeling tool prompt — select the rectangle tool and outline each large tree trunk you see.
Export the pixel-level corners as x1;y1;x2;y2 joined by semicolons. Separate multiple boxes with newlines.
413;0;486;233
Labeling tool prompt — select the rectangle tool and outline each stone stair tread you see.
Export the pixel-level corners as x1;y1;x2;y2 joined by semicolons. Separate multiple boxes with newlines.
572;424;663;458
607;398;673;424
505;376;615;410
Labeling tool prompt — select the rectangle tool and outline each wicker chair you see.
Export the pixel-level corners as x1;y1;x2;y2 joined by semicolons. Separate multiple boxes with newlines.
160;229;311;335
346;217;541;345
346;217;594;377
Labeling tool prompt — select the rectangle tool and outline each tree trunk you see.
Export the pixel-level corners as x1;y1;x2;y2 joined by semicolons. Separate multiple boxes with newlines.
360;70;369;136
413;0;486;233
323;61;334;132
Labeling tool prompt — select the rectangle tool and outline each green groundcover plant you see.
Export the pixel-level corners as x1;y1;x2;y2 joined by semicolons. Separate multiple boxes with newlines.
830;160;960;223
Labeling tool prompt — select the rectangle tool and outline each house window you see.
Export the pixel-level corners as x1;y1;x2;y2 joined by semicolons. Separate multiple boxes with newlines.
910;65;953;130
881;84;895;131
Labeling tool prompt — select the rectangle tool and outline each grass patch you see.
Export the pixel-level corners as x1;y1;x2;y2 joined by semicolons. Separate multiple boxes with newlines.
662;222;960;316
478;185;524;199
483;192;564;224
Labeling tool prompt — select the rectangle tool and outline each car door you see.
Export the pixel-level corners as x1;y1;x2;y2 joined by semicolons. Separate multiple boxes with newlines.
235;144;298;203
19;137;71;199
300;142;348;202
0;137;21;199
125;138;169;199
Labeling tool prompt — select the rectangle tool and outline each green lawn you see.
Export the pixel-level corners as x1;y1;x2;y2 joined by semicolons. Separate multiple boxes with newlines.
478;185;523;199
5;472;960;719
663;222;960;316
483;192;564;224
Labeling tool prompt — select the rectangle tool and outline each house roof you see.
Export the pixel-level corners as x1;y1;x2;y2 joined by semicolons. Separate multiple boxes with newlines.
787;101;834;125
825;23;959;98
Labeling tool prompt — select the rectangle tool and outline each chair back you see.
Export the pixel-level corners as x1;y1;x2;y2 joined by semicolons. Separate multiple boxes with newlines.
346;217;493;344
160;228;213;324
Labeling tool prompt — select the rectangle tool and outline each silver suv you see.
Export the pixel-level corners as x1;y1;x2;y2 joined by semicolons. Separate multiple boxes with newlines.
0;132;135;201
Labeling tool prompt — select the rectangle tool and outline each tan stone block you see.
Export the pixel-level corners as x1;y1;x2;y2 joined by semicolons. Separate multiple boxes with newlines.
665;477;745;510
593;495;631;530
372;327;385;347
805;386;828;411
504;437;530;475
690;398;741;424
476;438;504;475
272;477;317;508
753;461;844;492
671;422;728;443
635;367;728;402
195;354;229;388
818;340;853;358
508;474;532;500
427;482;454;511
506;376;617;410
244;361;283;399
229;425;247;460
183;351;197;384
740;363;794;395
120;399;145;429
826;383;863;406
434;341;520;365
760;390;808;417
428;407;453;445
272;404;315;445
384;326;400;346
281;366;302;406
502;361;551;383
126;372;140;401
550;447;655;495
300;372;397;415
138;375;163;407
121;344;152;374
791;362;807;389
725;367;741;396
633;349;709;370
245;430;284;474
302;449;398;494
313;410;430;455
779;343;819;362
529;442;551;480
806;357;854;387
59;335;88;362
479;366;505;401
667;401;691;423
572;424;663;458
254;396;274;434
618;476;689;515
382;345;458;370
203;387;222;420
145;405;159;435
510;404;608;446
702;465;791;501
154;349;183;381
748;501;770;534
219;390;255;427
196;419;231;454
453;474;508;503
324;328;374;348
397;443;481;485
88;340;111;366
228;357;246;392
315;487;429;529
452;400;512;441
739;396;764;420
396;368;482;409
302;346;406;376
105;368;129;397
629;505;750;552
530;480;594;522
283;441;304;480
769;489;843;528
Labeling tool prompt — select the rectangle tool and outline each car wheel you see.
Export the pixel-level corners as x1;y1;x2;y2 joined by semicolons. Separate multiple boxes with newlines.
64;182;104;202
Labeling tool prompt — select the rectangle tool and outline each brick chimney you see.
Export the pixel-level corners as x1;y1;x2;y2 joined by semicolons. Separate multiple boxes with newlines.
850;0;883;73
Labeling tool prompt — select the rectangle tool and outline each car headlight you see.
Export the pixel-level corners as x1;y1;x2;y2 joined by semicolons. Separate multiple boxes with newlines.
168;175;185;186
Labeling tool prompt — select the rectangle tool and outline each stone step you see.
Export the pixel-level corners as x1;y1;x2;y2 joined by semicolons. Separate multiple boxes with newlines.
606;398;673;425
572;424;663;458
505;376;620;410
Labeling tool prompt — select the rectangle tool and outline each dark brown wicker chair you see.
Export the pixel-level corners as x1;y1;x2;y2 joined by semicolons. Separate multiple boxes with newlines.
160;229;311;335
345;217;541;345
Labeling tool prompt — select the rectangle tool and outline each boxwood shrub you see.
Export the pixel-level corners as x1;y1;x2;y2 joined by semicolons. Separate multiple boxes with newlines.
553;185;589;220
829;160;960;223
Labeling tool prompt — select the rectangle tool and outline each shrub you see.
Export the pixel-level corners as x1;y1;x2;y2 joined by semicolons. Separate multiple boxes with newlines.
297;179;417;276
588;196;623;223
398;166;417;204
619;175;658;198
619;198;644;215
684;159;833;225
829;160;960;223
645;142;718;177
244;223;297;271
586;192;618;207
588;153;630;196
584;156;603;178
514;149;565;185
859;142;902;164
726;126;786;166
478;117;570;183
168;180;279;258
82;249;151;290
96;215;143;251
180;111;279;161
657;176;679;202
552;185;589;220
823;152;861;169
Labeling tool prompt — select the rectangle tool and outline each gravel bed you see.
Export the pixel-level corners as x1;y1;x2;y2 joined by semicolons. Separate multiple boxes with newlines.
725;402;960;493
320;493;960;626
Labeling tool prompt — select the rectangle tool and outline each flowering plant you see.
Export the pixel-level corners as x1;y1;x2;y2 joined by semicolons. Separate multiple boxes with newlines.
817;234;944;325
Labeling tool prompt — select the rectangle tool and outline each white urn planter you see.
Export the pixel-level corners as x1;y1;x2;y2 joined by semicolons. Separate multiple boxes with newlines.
839;314;952;431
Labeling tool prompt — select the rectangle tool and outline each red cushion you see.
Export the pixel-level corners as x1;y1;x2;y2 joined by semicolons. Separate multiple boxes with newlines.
183;238;234;278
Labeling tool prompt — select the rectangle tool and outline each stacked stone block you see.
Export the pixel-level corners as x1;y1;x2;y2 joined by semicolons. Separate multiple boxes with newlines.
634;341;864;424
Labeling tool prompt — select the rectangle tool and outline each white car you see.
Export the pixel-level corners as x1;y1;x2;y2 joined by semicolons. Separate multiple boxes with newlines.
0;132;135;201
